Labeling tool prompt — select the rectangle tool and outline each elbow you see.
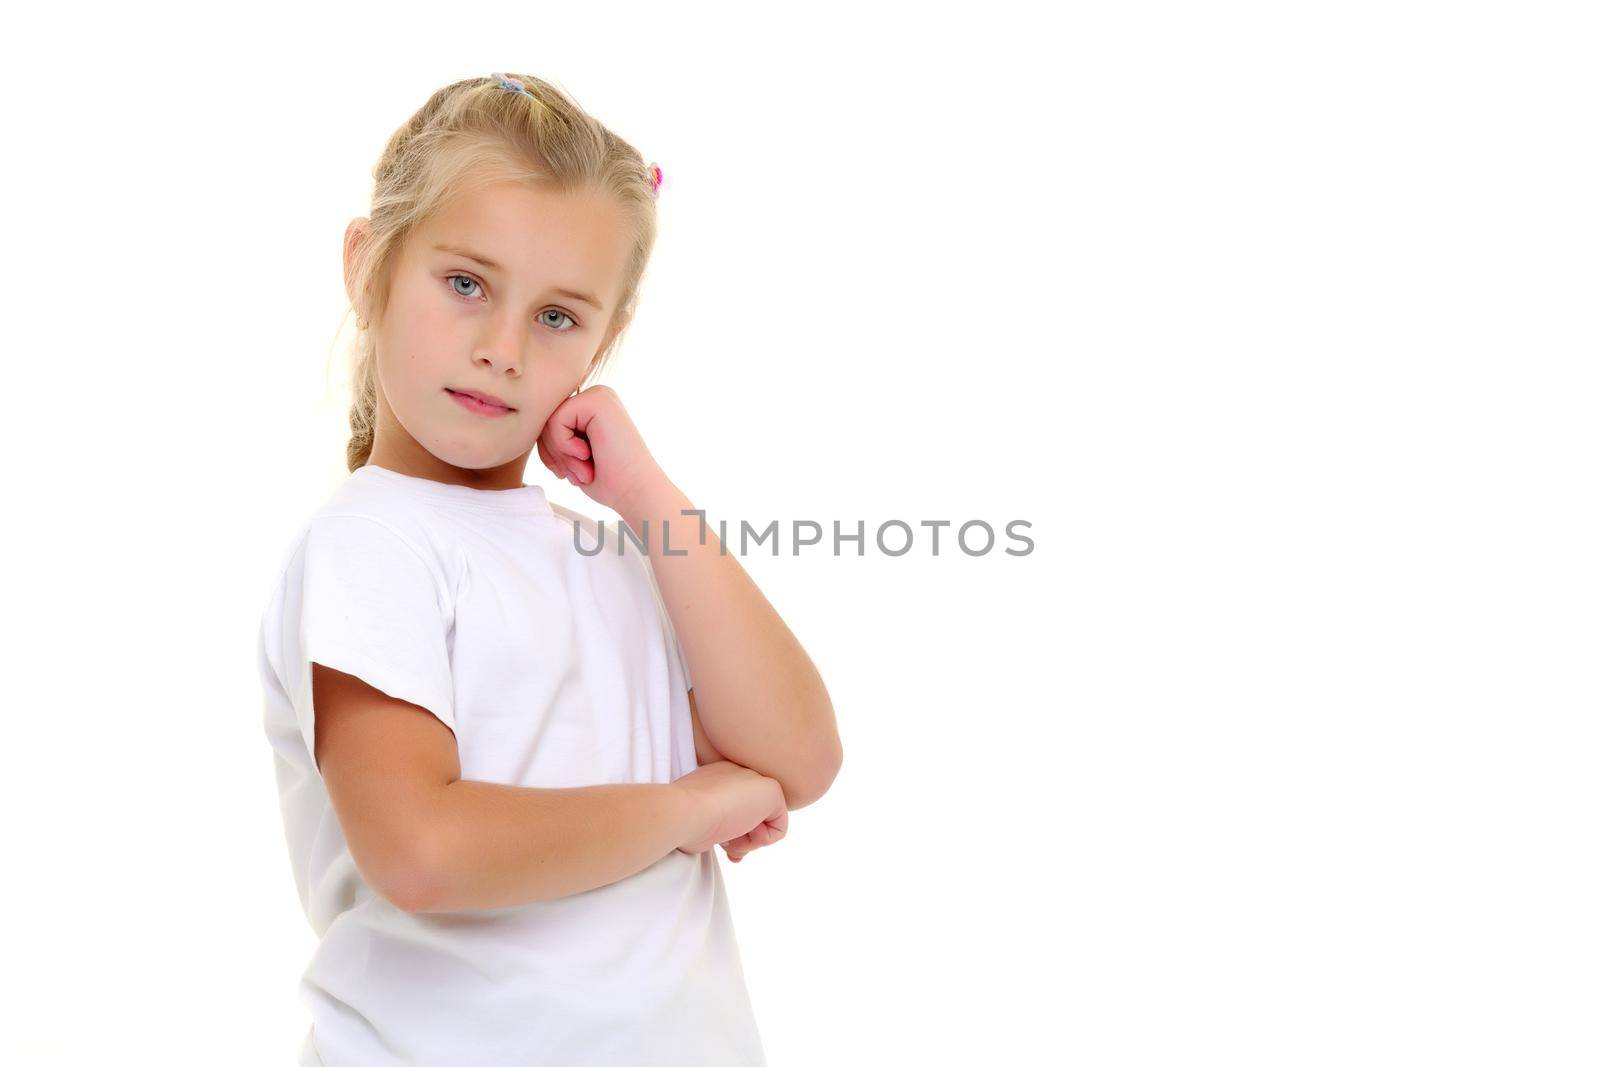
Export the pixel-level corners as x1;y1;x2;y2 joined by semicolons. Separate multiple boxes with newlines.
784;692;842;810
784;736;844;812
371;835;450;915
384;867;440;916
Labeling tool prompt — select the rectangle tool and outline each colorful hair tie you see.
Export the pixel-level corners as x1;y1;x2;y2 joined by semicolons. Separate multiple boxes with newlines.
646;162;663;196
490;72;532;97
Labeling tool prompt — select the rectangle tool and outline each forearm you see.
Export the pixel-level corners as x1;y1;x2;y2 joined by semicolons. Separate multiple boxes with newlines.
407;779;705;913
618;480;843;806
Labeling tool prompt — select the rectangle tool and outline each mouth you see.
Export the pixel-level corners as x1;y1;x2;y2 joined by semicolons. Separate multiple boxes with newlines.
446;388;516;416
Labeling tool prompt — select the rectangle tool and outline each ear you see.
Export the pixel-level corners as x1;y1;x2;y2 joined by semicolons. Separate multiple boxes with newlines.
343;218;372;326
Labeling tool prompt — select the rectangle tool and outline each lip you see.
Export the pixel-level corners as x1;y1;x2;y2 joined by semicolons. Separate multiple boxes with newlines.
446;388;515;416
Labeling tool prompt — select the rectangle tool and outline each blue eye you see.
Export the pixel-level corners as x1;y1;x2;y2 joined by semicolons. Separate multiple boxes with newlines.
446;274;579;333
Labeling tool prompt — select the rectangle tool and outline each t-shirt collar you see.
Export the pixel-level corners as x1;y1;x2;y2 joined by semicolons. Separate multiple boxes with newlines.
351;463;553;516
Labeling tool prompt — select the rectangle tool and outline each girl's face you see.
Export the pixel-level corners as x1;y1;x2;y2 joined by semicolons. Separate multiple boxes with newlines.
350;179;632;486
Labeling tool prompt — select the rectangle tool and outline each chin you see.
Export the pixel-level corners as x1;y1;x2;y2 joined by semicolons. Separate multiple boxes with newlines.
416;431;519;472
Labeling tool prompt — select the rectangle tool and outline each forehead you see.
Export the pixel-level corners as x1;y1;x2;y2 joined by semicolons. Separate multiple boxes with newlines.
415;180;630;293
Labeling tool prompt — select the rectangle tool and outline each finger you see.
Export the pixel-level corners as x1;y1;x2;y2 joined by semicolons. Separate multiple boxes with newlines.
552;412;591;454
566;457;594;485
562;434;592;461
721;817;785;857
722;833;776;861
536;438;561;477
740;818;782;851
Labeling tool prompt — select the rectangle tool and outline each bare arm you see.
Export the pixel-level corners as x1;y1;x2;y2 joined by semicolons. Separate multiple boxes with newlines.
417;778;705;913
619;481;844;810
312;663;710;915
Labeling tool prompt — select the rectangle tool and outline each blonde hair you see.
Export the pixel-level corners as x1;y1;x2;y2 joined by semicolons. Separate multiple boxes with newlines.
340;73;660;471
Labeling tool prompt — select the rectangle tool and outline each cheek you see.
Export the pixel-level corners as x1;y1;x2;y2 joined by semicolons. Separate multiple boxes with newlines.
407;286;458;339
380;293;457;378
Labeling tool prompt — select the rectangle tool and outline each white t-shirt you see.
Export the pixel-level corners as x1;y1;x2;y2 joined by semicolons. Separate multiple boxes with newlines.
257;463;766;1067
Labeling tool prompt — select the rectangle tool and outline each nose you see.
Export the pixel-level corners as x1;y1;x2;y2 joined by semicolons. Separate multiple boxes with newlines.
472;311;523;376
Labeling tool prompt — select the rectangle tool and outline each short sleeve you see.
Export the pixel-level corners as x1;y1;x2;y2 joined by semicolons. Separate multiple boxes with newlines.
283;514;457;771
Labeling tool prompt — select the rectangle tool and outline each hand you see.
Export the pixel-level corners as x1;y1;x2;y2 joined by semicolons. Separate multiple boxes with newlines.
673;761;789;863
535;384;671;515
717;811;789;863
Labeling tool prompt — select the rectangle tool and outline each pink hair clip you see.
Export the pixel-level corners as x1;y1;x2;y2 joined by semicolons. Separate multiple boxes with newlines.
645;162;664;196
490;72;531;97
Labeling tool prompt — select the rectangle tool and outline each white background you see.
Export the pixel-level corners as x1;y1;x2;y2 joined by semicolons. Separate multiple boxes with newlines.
4;2;1595;1064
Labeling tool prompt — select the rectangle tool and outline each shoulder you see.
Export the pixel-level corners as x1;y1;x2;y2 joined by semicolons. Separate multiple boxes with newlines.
257;475;458;651
545;500;663;590
313;474;441;549
279;512;434;581
268;485;454;604
545;499;603;540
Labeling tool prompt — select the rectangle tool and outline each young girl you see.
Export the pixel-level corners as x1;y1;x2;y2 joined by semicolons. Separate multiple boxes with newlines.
257;72;842;1067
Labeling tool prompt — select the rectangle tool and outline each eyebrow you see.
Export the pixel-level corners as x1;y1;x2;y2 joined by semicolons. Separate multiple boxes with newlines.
431;242;606;311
